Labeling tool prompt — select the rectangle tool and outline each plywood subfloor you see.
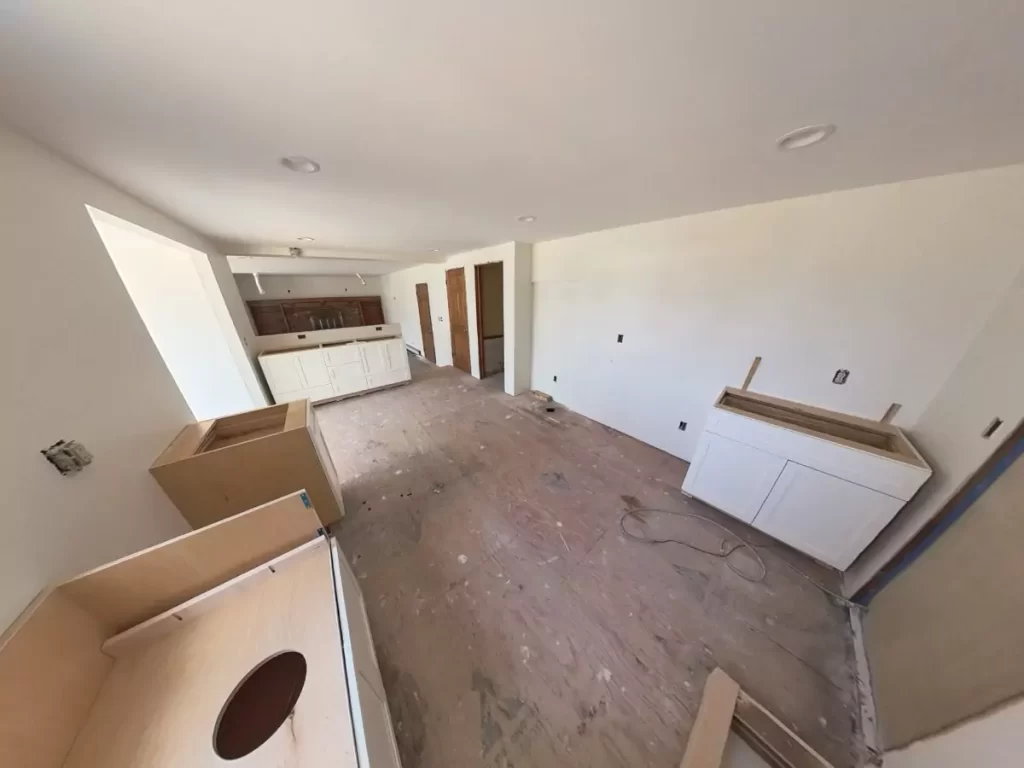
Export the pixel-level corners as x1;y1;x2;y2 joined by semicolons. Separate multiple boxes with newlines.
318;359;864;768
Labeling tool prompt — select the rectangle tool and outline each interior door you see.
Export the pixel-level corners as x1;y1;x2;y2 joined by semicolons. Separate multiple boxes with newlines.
446;267;471;373
415;283;436;363
754;462;904;570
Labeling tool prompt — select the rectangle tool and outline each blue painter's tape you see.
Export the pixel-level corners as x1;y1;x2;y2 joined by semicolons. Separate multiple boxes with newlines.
300;491;312;509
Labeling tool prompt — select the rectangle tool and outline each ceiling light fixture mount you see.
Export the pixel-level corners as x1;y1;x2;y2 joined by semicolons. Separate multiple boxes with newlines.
517;215;537;223
776;124;836;151
280;156;321;173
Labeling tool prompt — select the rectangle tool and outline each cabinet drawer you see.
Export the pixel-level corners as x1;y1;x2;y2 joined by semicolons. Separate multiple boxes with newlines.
305;384;336;403
753;462;903;570
324;343;363;366
682;432;786;523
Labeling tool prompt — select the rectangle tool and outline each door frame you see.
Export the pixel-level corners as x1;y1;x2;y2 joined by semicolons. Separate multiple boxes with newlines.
474;263;487;377
473;261;504;379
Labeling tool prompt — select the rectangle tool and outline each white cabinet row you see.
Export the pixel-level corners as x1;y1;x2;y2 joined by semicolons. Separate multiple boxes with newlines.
259;338;411;405
682;389;932;571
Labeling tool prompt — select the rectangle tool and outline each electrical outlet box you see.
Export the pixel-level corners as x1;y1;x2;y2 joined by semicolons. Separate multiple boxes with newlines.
833;369;850;385
617;334;624;343
678;421;687;431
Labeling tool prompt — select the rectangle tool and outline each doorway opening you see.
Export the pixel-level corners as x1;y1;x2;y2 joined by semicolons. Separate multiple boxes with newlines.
87;207;258;420
474;262;504;379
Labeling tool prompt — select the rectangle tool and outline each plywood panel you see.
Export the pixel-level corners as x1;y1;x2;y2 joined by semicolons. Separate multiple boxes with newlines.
61;545;357;768
0;589;112;768
59;492;322;634
867;448;1024;748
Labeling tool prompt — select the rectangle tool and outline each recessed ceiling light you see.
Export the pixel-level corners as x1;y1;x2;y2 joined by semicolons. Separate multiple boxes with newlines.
429;248;440;252
280;156;321;173
517;215;537;223
297;236;315;242
776;124;836;151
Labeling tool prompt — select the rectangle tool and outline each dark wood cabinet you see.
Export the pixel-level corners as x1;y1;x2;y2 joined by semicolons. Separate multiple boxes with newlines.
246;296;386;336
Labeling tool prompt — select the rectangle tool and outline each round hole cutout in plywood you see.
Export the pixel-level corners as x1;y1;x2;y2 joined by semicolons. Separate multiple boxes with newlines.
214;651;307;760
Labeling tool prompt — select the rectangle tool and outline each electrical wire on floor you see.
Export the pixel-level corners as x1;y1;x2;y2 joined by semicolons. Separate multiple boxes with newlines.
619;506;864;609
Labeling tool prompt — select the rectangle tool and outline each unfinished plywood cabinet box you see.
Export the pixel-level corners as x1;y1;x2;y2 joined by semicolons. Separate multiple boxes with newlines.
150;399;344;529
683;388;932;570
0;492;401;768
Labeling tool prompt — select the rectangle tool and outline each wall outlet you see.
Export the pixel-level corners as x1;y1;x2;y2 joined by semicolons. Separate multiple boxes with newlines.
833;369;850;385
678;421;687;431
617;334;624;343
553;375;558;382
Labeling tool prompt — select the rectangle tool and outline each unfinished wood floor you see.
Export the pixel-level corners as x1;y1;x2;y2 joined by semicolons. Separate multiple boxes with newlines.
318;359;864;768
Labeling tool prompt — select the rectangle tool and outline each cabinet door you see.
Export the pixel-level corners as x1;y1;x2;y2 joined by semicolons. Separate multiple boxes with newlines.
357;676;402;768
360;341;390;376
753;462;904;570
296;348;330;387
383;338;410;375
330;540;401;768
683;433;786;523
259;354;303;395
329;362;369;396
324;343;363;366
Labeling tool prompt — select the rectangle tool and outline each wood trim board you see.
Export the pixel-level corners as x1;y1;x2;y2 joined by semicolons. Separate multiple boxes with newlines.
679;668;834;768
102;538;327;658
59;491;322;635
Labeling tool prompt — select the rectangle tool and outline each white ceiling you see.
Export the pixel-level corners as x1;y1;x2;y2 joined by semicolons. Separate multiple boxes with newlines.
3;1;1024;258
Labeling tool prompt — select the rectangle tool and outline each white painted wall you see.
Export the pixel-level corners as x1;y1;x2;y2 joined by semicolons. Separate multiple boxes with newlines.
884;697;1024;768
531;165;1024;462
845;260;1024;593
381;243;533;395
0;125;222;630
234;273;383;301
90;210;258;421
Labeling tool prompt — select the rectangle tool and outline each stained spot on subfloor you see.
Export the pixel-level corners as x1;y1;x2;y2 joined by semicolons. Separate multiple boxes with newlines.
620;494;642;509
472;668;526;756
575;698;607;735
377;647;427;768
540;471;570;490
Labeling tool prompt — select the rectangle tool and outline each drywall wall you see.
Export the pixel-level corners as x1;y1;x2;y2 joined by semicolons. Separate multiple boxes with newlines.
234;273;382;301
845;260;1024;594
884;697;1024;768
865;441;1024;748
205;251;267;406
531;164;1024;462
90;210;258;420
381;243;533;395
0;125;232;631
478;262;504;337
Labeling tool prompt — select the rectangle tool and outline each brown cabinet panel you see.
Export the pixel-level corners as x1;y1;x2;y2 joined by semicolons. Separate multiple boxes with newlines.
247;296;386;336
359;299;385;326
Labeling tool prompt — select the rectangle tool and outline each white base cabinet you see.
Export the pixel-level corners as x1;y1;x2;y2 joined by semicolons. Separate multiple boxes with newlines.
682;388;932;571
260;337;411;405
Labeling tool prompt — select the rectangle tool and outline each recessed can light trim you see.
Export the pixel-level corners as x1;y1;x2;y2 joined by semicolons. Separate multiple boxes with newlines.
280;156;321;173
296;236;315;242
776;124;836;151
517;215;537;223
